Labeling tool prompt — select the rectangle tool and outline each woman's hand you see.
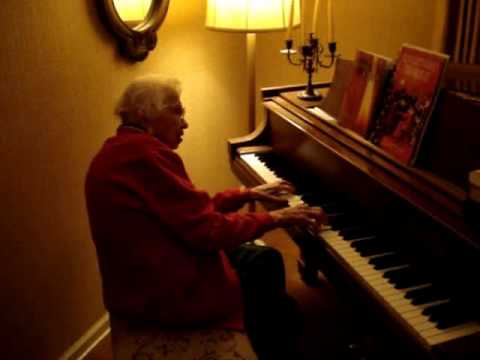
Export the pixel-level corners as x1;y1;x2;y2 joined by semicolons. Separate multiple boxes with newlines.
270;205;328;232
249;180;296;206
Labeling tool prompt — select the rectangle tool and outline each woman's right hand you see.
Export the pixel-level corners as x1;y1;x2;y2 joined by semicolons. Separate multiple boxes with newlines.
270;205;328;230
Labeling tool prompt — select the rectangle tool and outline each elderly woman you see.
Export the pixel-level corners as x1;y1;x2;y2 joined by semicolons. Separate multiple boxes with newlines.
85;75;326;359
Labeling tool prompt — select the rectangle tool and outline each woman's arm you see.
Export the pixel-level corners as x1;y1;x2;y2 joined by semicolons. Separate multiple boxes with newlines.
213;181;295;212
212;187;252;213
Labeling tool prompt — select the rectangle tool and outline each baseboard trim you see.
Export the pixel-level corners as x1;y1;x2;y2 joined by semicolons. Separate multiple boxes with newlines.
59;312;111;360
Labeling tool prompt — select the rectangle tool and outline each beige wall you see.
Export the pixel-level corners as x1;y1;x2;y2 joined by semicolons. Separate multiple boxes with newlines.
0;0;447;359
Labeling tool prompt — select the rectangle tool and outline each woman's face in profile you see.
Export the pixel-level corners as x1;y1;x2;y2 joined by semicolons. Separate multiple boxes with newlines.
150;101;188;149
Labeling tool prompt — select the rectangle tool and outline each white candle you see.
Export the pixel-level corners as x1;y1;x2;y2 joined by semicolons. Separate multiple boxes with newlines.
312;0;320;35
327;0;334;42
300;0;305;43
287;0;294;39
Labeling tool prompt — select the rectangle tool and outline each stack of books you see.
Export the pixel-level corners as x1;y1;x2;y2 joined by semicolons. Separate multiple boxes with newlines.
336;44;449;166
338;50;393;138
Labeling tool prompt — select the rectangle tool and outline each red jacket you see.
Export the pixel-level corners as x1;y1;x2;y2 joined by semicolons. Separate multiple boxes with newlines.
85;127;274;329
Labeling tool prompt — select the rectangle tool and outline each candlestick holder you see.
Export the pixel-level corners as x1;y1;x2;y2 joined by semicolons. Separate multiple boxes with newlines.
282;33;338;101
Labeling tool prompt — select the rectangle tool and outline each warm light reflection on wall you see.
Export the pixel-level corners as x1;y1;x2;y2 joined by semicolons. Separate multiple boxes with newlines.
113;0;152;22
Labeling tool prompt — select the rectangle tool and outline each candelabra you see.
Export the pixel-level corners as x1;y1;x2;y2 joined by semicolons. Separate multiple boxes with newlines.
283;33;338;100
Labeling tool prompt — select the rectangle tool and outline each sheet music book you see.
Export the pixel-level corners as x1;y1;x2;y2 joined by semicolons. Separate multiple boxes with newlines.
370;44;449;165
338;49;394;138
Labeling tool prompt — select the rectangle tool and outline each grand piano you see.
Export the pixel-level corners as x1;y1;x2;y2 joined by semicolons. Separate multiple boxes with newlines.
228;59;480;359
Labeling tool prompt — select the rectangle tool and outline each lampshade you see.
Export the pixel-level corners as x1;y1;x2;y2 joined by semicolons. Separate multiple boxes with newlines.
113;0;153;22
206;0;301;33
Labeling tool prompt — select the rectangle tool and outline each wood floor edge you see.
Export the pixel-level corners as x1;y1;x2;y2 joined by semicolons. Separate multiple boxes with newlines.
59;312;111;360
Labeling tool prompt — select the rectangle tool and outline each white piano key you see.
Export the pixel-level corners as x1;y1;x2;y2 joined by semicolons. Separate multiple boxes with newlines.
415;321;438;332
241;154;313;210
240;153;280;183
426;323;480;346
321;229;341;238
422;322;475;338
407;314;434;327
318;227;477;346
287;195;305;207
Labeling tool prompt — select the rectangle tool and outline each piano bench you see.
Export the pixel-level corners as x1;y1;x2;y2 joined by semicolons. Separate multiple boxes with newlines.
110;316;258;360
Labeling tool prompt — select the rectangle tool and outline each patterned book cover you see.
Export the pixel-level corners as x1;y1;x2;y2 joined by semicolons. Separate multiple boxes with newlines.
338;50;393;138
370;44;449;165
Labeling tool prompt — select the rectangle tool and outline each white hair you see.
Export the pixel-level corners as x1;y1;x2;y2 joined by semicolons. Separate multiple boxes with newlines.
115;75;182;125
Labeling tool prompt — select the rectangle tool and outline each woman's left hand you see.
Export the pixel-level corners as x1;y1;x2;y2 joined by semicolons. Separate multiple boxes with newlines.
249;180;296;205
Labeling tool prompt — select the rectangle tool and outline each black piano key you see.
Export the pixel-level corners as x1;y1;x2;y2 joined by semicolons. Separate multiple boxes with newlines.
359;247;396;257
328;214;362;229
351;238;378;250
302;201;349;217
257;152;282;167
339;226;373;240
304;202;342;215
436;313;469;329
383;267;432;289
425;302;467;326
394;273;433;289
383;266;412;280
405;286;450;305
405;286;431;300
301;192;339;206
433;304;463;322
353;241;392;255
368;253;408;270
395;279;428;289
256;153;274;161
422;302;450;316
354;239;396;256
352;239;386;250
256;154;300;185
401;273;432;289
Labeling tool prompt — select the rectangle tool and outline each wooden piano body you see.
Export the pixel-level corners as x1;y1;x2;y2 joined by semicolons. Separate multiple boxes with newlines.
228;59;480;359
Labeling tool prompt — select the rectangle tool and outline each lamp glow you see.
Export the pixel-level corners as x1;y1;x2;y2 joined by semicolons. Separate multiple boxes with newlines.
113;0;152;23
205;0;301;132
206;0;300;33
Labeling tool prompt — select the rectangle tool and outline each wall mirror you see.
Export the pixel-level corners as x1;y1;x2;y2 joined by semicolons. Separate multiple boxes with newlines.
97;0;169;61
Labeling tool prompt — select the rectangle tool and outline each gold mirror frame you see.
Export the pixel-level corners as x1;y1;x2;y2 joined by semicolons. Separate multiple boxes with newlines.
97;0;169;61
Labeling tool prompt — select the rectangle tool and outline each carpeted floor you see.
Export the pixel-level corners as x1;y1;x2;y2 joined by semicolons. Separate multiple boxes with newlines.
84;228;357;360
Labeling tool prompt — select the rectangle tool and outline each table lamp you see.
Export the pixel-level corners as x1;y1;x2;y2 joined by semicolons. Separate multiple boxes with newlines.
206;0;301;131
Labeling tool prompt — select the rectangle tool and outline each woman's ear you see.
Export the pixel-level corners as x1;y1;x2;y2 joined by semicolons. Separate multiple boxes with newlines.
134;109;149;127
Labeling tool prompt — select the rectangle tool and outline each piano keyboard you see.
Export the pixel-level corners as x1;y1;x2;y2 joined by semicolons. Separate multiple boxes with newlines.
240;152;480;348
241;153;304;207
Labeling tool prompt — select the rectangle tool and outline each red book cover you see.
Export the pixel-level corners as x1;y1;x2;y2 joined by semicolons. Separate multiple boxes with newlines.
338;50;393;138
369;44;449;165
